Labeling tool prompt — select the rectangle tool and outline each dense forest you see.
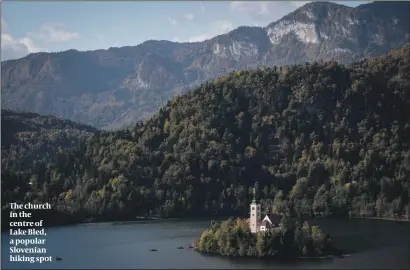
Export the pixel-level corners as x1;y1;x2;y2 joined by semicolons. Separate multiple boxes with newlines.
2;110;97;171
196;218;335;259
2;45;410;227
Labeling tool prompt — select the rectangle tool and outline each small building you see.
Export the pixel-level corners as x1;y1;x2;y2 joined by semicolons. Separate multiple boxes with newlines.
248;188;282;233
259;214;282;231
259;219;271;232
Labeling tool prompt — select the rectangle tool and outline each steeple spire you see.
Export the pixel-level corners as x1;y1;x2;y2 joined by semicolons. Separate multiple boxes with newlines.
252;182;258;203
252;186;256;203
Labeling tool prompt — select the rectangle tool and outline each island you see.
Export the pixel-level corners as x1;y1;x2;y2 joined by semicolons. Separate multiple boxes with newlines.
195;193;339;259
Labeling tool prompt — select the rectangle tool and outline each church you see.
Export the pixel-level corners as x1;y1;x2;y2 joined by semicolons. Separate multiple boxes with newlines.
248;193;282;233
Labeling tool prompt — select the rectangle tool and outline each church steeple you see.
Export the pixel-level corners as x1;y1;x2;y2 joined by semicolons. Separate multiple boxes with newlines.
249;182;261;233
252;182;259;203
252;186;256;204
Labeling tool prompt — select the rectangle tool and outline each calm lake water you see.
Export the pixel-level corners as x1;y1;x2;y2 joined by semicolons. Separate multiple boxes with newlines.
1;218;409;269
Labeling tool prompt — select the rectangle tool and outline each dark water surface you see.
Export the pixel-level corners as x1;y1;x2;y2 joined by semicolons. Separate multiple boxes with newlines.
2;218;409;269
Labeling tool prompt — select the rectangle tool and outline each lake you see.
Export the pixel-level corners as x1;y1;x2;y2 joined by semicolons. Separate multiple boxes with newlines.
1;218;409;269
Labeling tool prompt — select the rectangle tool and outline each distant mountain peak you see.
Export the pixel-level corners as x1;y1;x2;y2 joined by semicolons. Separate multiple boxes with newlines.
2;1;409;129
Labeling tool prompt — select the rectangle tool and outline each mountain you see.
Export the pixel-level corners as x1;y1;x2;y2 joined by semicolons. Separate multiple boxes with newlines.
2;1;409;129
2;45;409;222
1;109;98;172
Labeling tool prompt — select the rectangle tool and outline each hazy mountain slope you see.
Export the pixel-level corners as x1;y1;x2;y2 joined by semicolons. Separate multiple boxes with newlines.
2;45;409;222
2;1;409;129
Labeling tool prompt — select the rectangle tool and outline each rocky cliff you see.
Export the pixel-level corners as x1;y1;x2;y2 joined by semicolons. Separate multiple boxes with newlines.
2;1;409;129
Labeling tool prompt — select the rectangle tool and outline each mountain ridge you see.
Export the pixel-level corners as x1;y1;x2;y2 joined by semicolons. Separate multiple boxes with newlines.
2;45;409;222
2;1;409;129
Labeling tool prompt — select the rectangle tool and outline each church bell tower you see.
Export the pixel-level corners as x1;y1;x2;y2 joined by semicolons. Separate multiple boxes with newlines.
249;184;261;233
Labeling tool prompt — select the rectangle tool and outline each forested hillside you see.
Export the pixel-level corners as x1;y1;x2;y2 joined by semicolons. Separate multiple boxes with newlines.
2;46;410;225
2;1;409;129
1;110;98;216
2;110;98;169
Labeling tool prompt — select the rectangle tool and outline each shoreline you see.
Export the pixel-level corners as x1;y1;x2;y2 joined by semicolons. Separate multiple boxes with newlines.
297;254;351;260
194;248;349;261
2;214;408;232
83;216;161;223
194;218;343;262
70;215;410;226
350;216;410;222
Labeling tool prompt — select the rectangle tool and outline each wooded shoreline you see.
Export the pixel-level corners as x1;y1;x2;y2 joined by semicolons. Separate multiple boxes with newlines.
2;212;408;233
351;216;410;222
194;218;342;260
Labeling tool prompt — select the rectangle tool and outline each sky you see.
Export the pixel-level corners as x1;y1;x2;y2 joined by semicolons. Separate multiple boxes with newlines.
1;1;367;61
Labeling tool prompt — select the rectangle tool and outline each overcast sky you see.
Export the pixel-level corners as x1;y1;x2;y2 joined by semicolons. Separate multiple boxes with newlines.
1;1;366;61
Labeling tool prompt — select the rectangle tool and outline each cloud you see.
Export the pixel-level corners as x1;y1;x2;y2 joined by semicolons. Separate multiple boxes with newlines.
188;35;209;43
229;1;269;15
1;33;42;61
28;22;79;43
167;17;178;25
171;37;182;42
1;19;78;61
229;1;310;22
2;17;9;33
96;34;105;42
290;1;312;8
213;20;234;35
199;2;205;13
186;20;234;42
184;13;195;21
1;17;43;61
